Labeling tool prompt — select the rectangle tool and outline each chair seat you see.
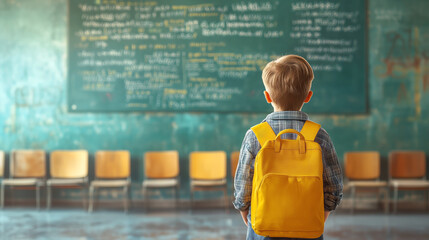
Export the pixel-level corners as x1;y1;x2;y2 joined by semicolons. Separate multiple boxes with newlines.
390;179;429;188
143;179;178;188
47;178;87;186
1;178;42;186
91;180;130;187
191;179;227;187
348;181;388;188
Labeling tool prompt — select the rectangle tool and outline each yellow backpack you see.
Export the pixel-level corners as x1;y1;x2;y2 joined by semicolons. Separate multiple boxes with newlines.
250;120;324;238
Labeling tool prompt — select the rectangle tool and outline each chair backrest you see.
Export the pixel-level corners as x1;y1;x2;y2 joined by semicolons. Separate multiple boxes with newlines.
344;151;380;180
389;151;426;179
190;151;226;180
230;151;240;179
0;151;4;178
95;151;130;179
11;150;46;178
50;150;88;178
144;151;179;179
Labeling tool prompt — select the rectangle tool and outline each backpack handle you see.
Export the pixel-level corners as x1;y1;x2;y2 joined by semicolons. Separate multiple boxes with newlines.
274;129;306;154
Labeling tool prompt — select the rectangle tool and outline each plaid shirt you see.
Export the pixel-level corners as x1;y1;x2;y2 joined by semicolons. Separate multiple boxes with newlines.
233;111;343;212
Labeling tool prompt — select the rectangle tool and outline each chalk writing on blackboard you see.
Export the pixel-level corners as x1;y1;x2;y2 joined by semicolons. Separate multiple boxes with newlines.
68;0;366;113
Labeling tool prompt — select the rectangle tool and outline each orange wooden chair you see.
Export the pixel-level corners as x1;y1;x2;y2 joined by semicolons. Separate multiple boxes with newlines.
1;150;46;209
230;151;240;195
344;151;388;213
230;151;240;180
189;151;227;210
389;151;429;213
89;151;131;213
47;150;88;210
143;151;180;209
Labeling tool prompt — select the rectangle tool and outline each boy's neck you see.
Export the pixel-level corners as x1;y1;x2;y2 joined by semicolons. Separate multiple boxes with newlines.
272;105;303;112
274;109;302;112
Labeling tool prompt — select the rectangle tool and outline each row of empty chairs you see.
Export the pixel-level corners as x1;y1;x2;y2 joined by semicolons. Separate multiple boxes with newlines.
0;150;239;212
344;151;429;213
2;149;427;213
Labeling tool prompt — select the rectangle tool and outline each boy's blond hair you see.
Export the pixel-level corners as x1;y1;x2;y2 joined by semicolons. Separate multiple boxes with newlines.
262;55;314;111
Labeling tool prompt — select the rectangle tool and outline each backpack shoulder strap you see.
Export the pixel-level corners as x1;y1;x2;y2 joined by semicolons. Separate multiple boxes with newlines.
251;122;276;147
300;120;321;141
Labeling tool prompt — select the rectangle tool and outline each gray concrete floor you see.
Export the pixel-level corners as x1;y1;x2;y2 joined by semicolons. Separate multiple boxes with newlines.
0;209;429;240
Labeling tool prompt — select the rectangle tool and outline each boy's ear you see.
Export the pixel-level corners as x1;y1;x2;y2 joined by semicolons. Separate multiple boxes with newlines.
304;91;313;103
264;91;272;103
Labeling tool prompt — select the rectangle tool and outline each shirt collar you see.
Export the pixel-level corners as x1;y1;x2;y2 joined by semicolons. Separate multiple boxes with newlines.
265;111;309;121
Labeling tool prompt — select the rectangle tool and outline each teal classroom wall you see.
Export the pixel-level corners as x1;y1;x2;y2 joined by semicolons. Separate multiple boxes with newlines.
1;0;429;202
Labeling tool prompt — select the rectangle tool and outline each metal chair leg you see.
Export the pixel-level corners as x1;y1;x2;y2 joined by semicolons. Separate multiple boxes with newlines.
377;187;381;203
1;184;5;209
128;184;132;211
96;187;100;210
350;186;356;214
143;187;148;212
223;186;229;213
426;189;429;211
190;188;194;211
88;185;94;213
47;185;52;210
384;187;389;214
393;187;398;213
123;186;128;213
82;185;86;210
174;186;179;209
36;184;40;210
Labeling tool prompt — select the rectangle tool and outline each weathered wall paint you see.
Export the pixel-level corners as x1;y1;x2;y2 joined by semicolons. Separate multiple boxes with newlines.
0;0;429;202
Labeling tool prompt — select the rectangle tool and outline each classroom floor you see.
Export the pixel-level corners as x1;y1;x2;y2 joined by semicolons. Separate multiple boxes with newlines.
0;208;429;240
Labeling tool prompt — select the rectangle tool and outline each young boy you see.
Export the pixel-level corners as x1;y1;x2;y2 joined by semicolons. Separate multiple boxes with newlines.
233;55;343;240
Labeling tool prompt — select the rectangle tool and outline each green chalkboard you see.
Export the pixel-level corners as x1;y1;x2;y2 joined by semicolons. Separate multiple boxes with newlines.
68;0;366;113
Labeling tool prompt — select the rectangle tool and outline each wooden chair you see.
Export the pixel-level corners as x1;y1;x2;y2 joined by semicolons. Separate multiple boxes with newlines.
389;151;429;213
89;151;131;213
47;150;88;210
344;151;388;213
230;151;239;195
189;151;228;210
1;150;46;209
143;151;179;210
230;151;240;180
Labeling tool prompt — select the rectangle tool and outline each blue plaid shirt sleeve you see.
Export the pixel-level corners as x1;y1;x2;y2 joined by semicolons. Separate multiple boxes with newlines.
233;130;256;211
317;128;343;211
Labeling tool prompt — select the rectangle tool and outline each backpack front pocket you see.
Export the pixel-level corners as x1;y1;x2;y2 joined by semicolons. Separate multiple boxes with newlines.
254;174;324;233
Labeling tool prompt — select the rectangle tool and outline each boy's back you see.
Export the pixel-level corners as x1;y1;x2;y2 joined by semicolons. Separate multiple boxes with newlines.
233;55;343;240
